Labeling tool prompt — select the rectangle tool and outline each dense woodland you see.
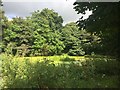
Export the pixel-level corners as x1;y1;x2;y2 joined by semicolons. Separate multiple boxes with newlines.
1;8;101;56
1;2;119;58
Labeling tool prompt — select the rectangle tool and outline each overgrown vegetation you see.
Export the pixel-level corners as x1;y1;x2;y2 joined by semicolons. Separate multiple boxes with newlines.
0;54;119;88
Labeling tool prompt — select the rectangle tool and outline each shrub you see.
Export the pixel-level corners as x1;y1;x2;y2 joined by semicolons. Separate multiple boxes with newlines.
92;57;119;75
60;57;75;61
85;55;119;75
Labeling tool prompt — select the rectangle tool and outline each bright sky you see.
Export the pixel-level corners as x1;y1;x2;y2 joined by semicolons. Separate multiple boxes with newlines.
2;0;92;25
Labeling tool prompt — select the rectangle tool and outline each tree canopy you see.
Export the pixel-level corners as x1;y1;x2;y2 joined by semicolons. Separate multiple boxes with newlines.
1;7;100;56
73;1;120;57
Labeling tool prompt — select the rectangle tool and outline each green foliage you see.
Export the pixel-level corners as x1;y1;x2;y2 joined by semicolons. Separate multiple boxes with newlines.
1;5;102;56
2;8;65;56
1;0;119;89
61;22;85;55
93;57;120;75
0;54;86;88
4;42;16;55
1;54;119;88
73;2;120;57
2;6;101;56
61;22;100;55
30;9;65;56
60;56;75;61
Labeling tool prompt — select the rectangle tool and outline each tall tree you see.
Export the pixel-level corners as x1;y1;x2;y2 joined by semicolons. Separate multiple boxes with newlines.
73;1;120;57
30;8;65;56
0;0;9;52
2;17;33;55
61;22;85;55
61;22;99;55
0;0;3;52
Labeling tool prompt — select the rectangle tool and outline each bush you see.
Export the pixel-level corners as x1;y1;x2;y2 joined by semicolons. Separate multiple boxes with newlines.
60;57;75;61
85;55;119;75
92;57;120;75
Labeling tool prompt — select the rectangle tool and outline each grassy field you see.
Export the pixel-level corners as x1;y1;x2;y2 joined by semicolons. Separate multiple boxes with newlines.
0;54;119;88
15;55;86;65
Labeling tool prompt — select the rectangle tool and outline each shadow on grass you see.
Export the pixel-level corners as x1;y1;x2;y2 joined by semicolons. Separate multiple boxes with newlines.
1;54;119;88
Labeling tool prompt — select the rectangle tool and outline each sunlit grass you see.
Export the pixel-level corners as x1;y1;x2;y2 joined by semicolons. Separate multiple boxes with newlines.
14;55;86;64
1;53;119;88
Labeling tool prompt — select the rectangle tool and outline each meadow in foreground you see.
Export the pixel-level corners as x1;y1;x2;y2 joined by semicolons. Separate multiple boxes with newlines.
0;54;119;88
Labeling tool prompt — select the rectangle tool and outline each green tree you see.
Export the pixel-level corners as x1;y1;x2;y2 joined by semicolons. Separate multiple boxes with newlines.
0;0;3;52
30;8;65;56
73;2;120;57
0;0;10;52
2;8;65;56
61;22;100;55
3;17;33;56
78;29;101;55
61;22;85;55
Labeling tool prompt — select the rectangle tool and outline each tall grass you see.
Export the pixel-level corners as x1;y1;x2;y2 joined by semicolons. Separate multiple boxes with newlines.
0;53;119;88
